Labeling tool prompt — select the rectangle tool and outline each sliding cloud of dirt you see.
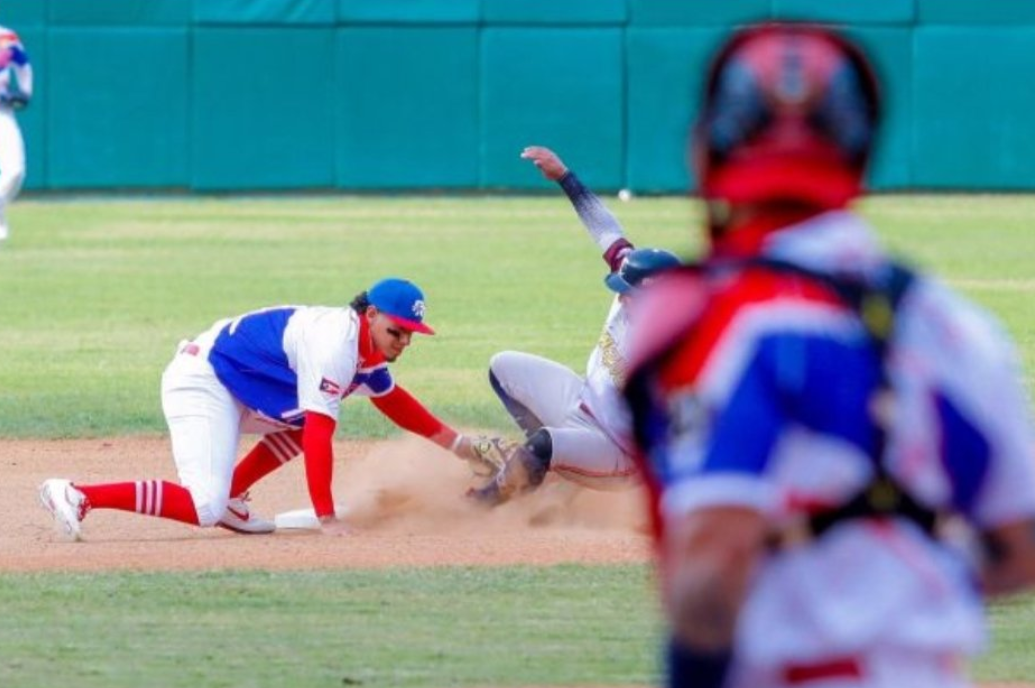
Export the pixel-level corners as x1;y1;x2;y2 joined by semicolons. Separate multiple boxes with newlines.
2;435;651;572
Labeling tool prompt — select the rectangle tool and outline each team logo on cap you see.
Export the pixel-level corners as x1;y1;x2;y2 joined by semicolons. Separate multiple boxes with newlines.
412;300;426;319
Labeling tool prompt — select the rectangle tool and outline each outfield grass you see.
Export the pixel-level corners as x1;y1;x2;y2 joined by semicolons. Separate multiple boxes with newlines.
3;194;1035;687
0;566;660;688
0;565;1031;687
4;194;1035;437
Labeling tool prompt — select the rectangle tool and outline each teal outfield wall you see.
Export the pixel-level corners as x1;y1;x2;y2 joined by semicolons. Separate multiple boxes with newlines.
6;0;1035;192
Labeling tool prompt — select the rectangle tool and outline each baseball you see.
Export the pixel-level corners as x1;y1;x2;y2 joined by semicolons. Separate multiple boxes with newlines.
617;189;633;202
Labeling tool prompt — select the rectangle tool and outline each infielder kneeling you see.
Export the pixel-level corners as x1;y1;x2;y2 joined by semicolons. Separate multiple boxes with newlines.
40;277;507;539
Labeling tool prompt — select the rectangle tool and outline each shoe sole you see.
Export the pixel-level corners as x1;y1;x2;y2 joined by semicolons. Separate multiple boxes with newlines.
216;521;275;535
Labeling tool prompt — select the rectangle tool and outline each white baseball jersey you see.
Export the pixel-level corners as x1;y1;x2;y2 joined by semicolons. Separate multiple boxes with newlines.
581;296;635;453
205;306;393;430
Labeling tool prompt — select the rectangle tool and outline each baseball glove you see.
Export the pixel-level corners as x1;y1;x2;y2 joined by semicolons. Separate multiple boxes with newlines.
463;435;520;478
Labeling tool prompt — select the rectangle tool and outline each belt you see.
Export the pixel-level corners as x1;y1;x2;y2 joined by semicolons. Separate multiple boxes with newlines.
783;657;862;685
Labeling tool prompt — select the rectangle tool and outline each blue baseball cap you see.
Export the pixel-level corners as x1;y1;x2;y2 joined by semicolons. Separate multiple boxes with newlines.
367;278;435;335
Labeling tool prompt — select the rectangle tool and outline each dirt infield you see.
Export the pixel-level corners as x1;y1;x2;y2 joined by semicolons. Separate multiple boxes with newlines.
2;435;652;573
6;436;1034;688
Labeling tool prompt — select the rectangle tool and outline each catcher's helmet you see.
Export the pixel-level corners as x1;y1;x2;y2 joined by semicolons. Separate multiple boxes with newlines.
605;248;681;294
694;23;880;209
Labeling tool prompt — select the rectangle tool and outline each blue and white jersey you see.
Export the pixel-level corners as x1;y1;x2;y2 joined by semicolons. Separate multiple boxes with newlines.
628;210;1035;667
0;26;31;106
205;306;393;428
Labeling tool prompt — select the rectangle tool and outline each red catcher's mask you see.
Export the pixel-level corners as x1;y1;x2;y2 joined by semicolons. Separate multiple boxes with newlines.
693;24;881;209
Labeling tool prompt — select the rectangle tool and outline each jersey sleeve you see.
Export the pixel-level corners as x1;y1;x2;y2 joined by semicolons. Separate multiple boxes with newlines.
294;319;356;420
352;364;395;398
558;171;629;259
949;320;1035;529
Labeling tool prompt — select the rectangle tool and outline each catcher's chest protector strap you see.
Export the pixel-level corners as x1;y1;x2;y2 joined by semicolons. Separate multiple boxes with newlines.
719;258;940;538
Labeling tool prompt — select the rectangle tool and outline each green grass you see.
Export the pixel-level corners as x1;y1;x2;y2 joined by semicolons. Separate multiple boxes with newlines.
0;565;1033;687
0;565;660;688
4;194;1035;437
977;593;1035;682
4;194;1035;686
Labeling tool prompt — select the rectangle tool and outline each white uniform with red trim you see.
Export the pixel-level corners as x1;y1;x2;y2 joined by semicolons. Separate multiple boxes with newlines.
631;211;1035;688
162;305;388;526
0;25;31;241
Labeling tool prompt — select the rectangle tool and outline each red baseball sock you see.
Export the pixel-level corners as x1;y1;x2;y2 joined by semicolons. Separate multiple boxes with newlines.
230;431;302;497
76;481;200;525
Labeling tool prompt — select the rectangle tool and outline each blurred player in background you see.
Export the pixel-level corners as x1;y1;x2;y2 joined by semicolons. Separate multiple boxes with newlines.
469;146;679;506
0;24;31;243
624;23;1035;688
40;278;511;539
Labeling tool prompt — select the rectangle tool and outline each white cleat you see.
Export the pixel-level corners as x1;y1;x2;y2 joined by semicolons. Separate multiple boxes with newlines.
218;493;275;534
39;479;87;541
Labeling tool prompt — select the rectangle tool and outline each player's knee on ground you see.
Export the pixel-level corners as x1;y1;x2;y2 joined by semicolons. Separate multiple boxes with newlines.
182;482;230;528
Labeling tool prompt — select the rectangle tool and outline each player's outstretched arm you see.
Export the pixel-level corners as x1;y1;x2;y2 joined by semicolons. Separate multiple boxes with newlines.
521;145;631;266
370;386;509;477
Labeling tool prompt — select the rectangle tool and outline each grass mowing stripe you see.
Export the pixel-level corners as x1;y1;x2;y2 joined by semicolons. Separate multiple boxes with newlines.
0;565;660;688
4;195;1035;437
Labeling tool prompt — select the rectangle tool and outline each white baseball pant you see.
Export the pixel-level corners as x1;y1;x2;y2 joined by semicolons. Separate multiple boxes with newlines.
160;342;244;527
0;105;25;239
489;351;637;490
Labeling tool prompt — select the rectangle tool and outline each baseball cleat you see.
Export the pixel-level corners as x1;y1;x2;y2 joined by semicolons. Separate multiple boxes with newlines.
218;493;275;534
466;445;549;508
38;479;88;541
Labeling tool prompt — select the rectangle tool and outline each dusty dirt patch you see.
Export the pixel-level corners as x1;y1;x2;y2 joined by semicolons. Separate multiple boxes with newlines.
4;437;1030;688
2;435;652;572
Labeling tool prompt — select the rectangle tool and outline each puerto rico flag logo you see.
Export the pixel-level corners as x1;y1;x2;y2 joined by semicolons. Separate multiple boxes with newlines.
320;377;343;397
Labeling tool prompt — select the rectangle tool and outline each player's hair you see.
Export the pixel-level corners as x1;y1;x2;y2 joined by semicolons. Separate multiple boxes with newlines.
349;291;370;313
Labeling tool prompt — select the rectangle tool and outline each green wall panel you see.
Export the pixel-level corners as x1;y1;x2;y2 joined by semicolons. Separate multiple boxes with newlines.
482;0;626;25
192;28;335;190
481;28;624;190
773;0;915;24
629;0;770;26
48;0;190;25
195;0;335;25
626;28;726;193
913;27;1035;188
47;28;188;187
13;27;45;190
843;28;913;189
918;0;1035;25
3;0;47;26
336;28;479;188
338;0;480;24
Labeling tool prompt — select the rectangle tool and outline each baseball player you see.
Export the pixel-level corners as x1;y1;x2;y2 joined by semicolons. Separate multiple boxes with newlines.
624;24;1035;688
469;146;679;506
0;25;31;243
39;277;511;539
